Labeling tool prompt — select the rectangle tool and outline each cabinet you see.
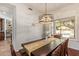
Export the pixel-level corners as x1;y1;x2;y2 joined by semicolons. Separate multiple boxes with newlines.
0;32;4;40
0;18;4;41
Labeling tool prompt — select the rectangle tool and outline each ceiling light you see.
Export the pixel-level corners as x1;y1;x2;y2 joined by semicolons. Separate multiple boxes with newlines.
39;3;53;24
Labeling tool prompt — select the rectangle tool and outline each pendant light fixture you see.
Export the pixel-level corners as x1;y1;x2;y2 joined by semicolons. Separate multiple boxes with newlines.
39;3;53;24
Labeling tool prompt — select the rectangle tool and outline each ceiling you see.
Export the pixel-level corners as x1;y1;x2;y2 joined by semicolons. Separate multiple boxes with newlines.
0;4;14;18
26;3;73;13
0;3;74;18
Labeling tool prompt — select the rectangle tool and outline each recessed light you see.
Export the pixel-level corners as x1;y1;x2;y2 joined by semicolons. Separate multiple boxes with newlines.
28;8;32;11
2;11;6;14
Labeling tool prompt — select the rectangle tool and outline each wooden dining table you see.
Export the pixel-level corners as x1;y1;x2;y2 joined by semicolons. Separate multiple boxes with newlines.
22;36;66;56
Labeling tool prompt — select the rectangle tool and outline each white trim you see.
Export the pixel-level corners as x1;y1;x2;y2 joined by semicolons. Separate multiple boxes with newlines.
4;18;6;40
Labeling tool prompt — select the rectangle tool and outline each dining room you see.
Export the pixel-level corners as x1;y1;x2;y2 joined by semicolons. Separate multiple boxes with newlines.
0;3;79;56
11;3;79;56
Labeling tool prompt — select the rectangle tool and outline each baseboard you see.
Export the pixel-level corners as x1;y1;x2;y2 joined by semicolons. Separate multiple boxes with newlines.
69;48;79;51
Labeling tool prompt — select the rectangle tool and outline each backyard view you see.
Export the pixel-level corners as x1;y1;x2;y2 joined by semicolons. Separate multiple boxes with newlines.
55;17;75;38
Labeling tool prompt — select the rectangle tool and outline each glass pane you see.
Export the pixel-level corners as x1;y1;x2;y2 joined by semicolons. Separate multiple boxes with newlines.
61;19;75;38
55;20;61;34
55;17;75;39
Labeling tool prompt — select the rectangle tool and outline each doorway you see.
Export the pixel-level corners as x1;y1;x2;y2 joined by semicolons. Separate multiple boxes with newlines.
0;17;13;56
0;4;15;56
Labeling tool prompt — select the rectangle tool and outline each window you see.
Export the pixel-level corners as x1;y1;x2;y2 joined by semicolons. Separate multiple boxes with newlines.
55;16;75;39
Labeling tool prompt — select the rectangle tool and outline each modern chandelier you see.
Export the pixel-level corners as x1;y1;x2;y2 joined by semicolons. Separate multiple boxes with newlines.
39;3;53;24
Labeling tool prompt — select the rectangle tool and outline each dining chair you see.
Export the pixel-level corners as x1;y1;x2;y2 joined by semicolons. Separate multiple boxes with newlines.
64;39;69;56
61;39;69;56
19;49;29;56
61;42;65;56
10;44;16;56
51;45;61;56
53;34;61;39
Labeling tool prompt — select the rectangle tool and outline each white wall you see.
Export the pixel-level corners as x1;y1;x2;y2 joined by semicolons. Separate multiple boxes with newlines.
11;4;43;51
52;4;79;50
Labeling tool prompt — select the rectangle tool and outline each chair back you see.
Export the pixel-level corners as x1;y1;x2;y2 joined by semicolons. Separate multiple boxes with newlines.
51;45;61;56
10;44;16;56
53;34;61;39
61;41;65;56
61;39;69;56
64;39;69;55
